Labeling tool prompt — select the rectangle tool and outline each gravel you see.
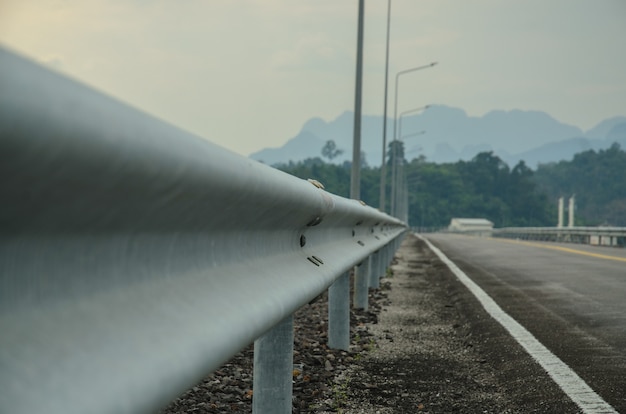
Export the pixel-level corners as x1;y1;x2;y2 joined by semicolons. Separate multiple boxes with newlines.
160;266;386;413
160;233;580;413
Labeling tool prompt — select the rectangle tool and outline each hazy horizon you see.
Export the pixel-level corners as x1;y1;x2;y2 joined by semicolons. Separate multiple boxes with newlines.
2;0;625;157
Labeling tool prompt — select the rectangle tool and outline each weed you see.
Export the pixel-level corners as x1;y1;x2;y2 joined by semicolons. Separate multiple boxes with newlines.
331;376;351;411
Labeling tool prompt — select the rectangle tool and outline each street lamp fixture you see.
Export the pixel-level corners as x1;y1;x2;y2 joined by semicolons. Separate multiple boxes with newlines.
393;63;437;145
402;130;426;141
398;105;429;144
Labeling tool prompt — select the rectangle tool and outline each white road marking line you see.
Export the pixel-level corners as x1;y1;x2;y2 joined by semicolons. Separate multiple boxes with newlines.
419;235;618;414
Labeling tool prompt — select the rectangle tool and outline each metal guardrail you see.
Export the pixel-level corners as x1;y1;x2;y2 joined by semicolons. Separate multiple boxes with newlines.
493;227;626;246
0;48;406;414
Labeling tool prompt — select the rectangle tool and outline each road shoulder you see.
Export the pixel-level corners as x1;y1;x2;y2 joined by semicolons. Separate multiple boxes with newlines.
335;233;579;413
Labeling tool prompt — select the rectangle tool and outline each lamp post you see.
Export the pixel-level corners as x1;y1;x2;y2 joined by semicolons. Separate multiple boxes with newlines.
389;62;437;218
379;0;392;212
350;0;365;201
390;102;432;218
329;0;365;354
396;132;425;223
391;106;428;218
391;138;424;222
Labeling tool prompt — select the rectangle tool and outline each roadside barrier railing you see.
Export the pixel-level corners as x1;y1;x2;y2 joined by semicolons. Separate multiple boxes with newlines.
0;48;406;414
493;227;626;247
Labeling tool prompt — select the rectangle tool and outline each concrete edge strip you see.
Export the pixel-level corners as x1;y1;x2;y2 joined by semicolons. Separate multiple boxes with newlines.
418;234;617;414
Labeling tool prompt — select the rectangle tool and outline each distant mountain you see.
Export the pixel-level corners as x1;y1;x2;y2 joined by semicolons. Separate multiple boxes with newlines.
584;116;626;140
252;131;325;166
513;117;626;167
504;137;605;167
249;106;626;168
604;119;626;147
251;111;378;166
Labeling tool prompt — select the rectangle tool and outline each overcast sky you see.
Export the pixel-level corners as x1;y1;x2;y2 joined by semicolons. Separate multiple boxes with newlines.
1;0;625;157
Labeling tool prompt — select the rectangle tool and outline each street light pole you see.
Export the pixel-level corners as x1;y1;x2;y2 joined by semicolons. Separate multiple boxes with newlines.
396;129;426;224
379;0;391;213
331;0;364;354
390;62;437;218
350;0;365;201
391;106;429;218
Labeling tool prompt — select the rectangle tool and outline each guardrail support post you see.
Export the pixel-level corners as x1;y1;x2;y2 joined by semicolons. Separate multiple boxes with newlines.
369;251;380;289
380;249;386;280
353;260;369;310
328;271;350;350
383;242;393;274
252;315;294;414
383;244;393;276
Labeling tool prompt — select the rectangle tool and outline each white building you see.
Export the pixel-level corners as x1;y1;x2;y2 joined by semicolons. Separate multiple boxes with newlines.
448;218;494;236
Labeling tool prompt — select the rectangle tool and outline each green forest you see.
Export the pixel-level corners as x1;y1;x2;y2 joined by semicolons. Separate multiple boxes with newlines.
275;141;626;228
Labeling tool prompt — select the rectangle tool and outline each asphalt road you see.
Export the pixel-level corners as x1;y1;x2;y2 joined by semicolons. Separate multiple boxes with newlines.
425;233;626;412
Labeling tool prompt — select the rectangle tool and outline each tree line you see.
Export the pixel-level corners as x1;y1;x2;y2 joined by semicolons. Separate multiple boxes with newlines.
274;140;626;228
534;143;626;226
